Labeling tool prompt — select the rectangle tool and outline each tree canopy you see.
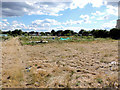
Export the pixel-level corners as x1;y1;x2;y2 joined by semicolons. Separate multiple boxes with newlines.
1;28;120;39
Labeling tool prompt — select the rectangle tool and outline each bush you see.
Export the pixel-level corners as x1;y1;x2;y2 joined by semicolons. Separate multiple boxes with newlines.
110;28;120;39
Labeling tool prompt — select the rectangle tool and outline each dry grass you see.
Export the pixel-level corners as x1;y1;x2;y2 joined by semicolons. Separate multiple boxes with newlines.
2;37;118;88
2;67;24;87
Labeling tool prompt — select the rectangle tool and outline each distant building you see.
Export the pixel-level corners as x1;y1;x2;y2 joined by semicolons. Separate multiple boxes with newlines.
116;19;120;29
116;1;120;29
30;32;41;36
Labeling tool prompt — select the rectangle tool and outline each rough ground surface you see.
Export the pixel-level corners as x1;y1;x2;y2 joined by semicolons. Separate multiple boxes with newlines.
2;37;118;88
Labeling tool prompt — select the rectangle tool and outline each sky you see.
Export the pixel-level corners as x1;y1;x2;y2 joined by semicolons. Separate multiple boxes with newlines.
0;0;120;32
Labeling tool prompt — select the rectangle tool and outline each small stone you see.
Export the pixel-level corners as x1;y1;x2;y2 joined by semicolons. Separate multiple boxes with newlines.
26;83;31;86
110;67;117;71
59;84;64;87
77;70;81;72
25;67;28;69
37;66;41;69
95;61;99;64
34;82;39;86
7;76;10;79
27;70;30;72
100;66;104;68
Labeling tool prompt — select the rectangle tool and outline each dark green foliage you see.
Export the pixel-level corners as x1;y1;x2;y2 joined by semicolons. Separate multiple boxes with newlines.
79;29;85;34
45;32;51;36
12;29;22;36
96;78;103;84
2;36;10;41
40;32;45;36
0;30;2;34
63;30;74;36
91;29;109;38
1;28;120;40
51;29;55;36
110;28;120;39
54;30;76;36
2;29;23;36
55;30;63;36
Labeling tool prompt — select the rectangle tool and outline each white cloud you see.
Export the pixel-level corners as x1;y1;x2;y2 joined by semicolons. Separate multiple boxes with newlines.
97;15;110;20
80;15;91;23
2;2;71;17
2;19;7;22
70;0;90;9
80;15;89;20
106;5;118;16
52;26;82;32
2;19;9;25
2;20;28;31
12;21;18;25
2;18;93;31
32;19;61;27
70;0;107;9
51;25;94;32
91;4;117;21
2;19;62;31
90;0;106;7
101;20;116;29
63;19;83;25
91;11;105;16
2;0;109;17
91;16;95;19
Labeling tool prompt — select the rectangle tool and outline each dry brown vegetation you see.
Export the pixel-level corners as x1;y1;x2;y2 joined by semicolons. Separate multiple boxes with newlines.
1;37;118;88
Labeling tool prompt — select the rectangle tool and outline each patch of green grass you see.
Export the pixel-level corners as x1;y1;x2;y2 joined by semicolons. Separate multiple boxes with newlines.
109;54;113;56
76;81;80;86
100;58;108;63
0;36;11;41
96;78;103;84
19;36;114;45
70;70;75;77
104;54;113;57
35;64;37;67
104;54;109;57
100;58;104;63
76;76;80;79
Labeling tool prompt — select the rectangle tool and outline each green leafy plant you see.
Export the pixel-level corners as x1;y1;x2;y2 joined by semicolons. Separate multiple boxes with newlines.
96;78;103;84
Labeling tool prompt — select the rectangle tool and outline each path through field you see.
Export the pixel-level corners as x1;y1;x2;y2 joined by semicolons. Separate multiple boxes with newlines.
2;37;30;87
2;37;119;88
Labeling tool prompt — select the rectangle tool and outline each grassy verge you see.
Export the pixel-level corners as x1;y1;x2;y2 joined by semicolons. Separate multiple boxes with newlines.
19;36;114;45
0;36;11;41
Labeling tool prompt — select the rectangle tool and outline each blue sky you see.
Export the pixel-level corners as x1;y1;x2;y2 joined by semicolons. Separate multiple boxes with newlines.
1;0;119;32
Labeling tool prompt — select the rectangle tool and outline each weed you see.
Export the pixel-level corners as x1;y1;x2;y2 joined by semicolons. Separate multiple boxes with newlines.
100;58;104;63
1;36;11;41
76;81;80;86
106;74;118;88
109;54;113;56
19;36;113;45
70;70;75;76
76;76;80;79
35;64;37;67
96;78;103;84
104;54;109;57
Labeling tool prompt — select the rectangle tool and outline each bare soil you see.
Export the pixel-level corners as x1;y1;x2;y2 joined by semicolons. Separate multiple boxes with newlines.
2;37;118;88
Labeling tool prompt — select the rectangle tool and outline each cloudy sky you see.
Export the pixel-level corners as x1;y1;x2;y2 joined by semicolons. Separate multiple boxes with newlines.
1;0;120;32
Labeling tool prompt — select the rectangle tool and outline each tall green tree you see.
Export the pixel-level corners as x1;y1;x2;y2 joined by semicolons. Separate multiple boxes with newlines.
51;29;56;36
40;32;45;36
0;30;2;34
110;28;120;39
55;30;63;36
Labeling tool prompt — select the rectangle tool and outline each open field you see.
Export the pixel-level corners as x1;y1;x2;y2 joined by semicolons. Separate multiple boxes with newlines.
19;36;113;45
2;37;118;88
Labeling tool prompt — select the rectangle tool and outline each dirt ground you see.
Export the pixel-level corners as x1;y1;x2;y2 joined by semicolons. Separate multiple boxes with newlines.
1;37;118;88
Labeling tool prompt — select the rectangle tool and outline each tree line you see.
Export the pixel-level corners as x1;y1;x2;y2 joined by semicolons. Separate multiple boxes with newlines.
1;28;120;39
